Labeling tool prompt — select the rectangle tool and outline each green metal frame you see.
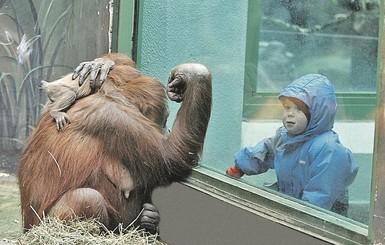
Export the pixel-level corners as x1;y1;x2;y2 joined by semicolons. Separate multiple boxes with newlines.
110;0;135;56
368;1;385;243
133;0;144;67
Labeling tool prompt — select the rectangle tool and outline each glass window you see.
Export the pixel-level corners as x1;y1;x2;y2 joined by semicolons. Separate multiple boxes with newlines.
0;1;110;173
135;1;381;243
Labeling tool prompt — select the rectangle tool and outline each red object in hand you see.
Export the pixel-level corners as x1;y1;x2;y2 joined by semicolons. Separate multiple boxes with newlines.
226;165;244;178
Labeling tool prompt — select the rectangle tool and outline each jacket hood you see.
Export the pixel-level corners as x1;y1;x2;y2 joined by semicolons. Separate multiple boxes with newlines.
278;74;337;144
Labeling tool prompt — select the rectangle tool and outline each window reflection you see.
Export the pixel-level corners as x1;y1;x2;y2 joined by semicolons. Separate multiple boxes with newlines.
256;0;379;93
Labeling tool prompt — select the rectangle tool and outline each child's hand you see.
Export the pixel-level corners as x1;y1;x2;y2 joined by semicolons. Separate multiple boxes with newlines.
226;165;244;178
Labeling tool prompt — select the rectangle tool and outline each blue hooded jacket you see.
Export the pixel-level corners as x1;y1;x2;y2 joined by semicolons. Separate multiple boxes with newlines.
234;74;358;210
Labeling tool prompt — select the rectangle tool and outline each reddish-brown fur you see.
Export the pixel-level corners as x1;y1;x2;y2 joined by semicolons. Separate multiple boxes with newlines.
42;53;141;130
18;53;212;231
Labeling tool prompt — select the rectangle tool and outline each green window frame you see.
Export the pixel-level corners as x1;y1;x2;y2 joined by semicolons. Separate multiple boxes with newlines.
113;0;385;244
110;0;135;56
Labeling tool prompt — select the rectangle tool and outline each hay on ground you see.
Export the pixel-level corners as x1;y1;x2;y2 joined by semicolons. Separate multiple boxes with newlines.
15;217;164;245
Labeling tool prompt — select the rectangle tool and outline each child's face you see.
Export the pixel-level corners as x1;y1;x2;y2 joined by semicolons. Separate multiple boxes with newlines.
281;98;308;135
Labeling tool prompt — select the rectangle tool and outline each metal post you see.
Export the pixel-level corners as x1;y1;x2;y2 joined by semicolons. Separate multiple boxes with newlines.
370;1;385;244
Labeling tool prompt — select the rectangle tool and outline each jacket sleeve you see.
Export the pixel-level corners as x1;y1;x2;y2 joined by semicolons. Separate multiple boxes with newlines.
302;139;358;210
234;135;277;175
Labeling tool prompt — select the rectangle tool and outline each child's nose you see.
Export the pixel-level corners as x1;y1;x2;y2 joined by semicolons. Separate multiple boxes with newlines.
287;109;295;116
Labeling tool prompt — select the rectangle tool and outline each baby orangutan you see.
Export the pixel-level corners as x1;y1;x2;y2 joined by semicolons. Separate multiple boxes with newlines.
42;53;140;130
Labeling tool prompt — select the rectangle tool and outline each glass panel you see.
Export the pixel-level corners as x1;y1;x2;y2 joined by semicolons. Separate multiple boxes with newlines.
256;1;379;93
0;0;110;173
135;0;379;228
241;0;380;225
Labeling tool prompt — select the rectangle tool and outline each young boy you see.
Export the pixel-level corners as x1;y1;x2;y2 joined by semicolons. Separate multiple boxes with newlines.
226;74;358;215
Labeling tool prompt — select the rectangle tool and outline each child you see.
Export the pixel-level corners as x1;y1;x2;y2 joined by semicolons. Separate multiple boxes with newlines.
226;74;358;215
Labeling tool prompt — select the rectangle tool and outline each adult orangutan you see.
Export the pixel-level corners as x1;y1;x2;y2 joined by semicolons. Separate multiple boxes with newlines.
18;53;212;234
